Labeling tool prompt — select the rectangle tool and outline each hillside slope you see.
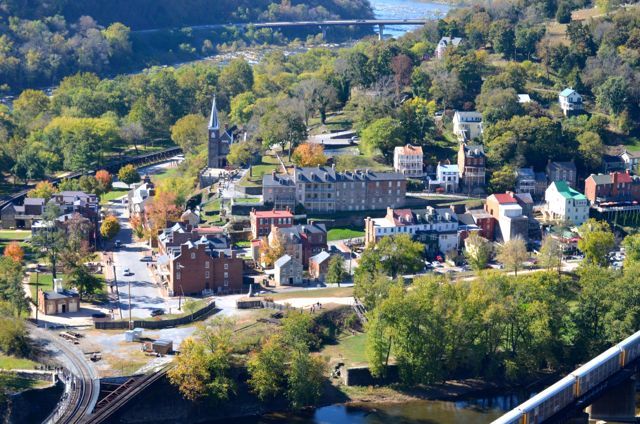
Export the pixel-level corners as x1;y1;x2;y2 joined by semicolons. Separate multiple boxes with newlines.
1;0;374;30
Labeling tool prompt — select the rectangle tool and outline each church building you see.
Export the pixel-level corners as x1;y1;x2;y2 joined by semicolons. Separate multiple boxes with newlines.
207;95;235;169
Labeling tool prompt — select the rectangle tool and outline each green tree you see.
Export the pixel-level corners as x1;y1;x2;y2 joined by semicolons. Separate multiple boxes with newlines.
100;216;120;240
281;311;316;352
476;88;522;125
117;164;141;185
286;350;325;409
0;315;29;356
219;59;254;100
577;131;605;172
257;102;307;160
556;1;572;23
227;141;259;167
489;165;516;194
66;265;102;301
361;234;424;278
325;255;347;287
229;92;256;125
168;318;235;402
623;233;640;266
170;114;208;155
464;232;492;271
490;20;515;58
539;236;562;273
247;334;287;400
27;181;57;201
496;237;528;276
595;76;628;116
577;219;615;267
32;204;66;279
0;257;28;316
360;117;404;161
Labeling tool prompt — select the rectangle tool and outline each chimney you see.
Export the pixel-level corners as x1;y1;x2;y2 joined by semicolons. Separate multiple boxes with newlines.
331;163;335;170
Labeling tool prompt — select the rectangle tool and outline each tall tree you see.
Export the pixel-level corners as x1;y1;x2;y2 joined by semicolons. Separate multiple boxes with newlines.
497;237;528;276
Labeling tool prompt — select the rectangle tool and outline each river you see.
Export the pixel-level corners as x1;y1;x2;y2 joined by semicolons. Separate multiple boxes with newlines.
372;0;451;37
226;391;528;424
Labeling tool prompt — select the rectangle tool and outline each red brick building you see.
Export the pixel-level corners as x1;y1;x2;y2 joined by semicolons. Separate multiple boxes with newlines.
584;171;640;204
250;208;294;239
309;251;331;282
159;241;244;296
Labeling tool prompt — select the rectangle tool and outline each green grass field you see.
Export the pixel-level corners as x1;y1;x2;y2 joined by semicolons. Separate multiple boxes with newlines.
234;197;261;204
28;273;55;300
0;354;39;370
0;230;30;241
327;228;365;241
100;188;129;205
320;332;368;365
239;156;284;187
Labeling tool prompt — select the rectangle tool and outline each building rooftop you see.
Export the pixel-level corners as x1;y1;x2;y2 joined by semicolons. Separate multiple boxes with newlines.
552;181;587;200
42;289;79;300
438;36;462;47
275;254;293;268
454;111;482;122
310;251;331;264
547;161;576;172
490;193;518;205
518;94;531;103
251;209;294;219
395;144;423;156
294;166;406;183
462;144;485;158
438;164;459;173
560;88;578;97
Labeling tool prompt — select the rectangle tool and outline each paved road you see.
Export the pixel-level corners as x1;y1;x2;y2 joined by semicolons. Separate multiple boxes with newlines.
107;200;181;319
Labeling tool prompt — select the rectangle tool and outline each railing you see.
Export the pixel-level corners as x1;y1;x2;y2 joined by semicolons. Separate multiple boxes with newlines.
94;300;216;330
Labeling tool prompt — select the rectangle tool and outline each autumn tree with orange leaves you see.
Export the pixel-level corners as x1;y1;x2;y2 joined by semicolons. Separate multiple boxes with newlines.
144;192;182;241
3;242;24;263
95;170;113;193
291;143;328;167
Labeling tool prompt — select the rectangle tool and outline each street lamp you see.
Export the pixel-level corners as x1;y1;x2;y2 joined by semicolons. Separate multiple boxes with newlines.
34;268;40;326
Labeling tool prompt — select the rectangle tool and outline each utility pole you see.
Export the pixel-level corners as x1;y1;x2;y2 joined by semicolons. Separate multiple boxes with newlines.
128;279;132;330
113;265;123;320
34;269;40;326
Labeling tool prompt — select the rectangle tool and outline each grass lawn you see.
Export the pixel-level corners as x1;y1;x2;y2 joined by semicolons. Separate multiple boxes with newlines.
100;188;129;205
320;332;368;366
239;156;284;188
235;241;252;248
261;286;353;301
327;228;365;241
234;197;261;204
203;198;221;212
0;354;39;370
0;230;30;241
334;155;392;173
150;167;179;184
28;272;55;300
0;373;50;392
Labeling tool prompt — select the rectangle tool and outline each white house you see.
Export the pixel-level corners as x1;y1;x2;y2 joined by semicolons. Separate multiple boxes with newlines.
517;94;532;104
393;144;424;177
435;37;463;59
558;88;583;116
620;149;640;172
364;206;459;255
545;181;589;225
435;163;459;193
452;111;483;142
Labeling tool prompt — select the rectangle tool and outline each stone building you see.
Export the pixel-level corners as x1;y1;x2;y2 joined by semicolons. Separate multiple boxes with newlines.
274;254;303;286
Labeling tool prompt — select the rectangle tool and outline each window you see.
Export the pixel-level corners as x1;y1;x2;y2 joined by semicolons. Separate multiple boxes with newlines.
191;253;196;259
376;182;380;187
224;263;229;270
176;272;181;280
205;271;210;278
224;279;229;287
205;261;210;269
224;272;229;278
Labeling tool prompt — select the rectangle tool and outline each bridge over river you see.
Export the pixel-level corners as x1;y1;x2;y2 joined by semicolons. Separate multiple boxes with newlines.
135;19;430;40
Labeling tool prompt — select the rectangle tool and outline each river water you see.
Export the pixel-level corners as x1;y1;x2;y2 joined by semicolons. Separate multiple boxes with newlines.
372;0;451;37
229;391;528;424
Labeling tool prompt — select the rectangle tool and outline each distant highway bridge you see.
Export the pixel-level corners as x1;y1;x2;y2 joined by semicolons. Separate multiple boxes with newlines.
135;19;431;39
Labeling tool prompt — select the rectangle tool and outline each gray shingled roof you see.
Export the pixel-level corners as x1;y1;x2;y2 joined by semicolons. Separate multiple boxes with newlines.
275;254;292;268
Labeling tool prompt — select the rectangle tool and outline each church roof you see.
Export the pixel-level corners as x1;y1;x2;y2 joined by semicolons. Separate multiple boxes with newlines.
209;95;219;130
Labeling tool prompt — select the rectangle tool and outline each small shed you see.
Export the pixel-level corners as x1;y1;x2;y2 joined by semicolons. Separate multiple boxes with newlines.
144;339;173;355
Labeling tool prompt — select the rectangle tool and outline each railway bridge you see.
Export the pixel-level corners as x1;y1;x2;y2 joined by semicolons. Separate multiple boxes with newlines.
135;19;431;40
493;330;640;424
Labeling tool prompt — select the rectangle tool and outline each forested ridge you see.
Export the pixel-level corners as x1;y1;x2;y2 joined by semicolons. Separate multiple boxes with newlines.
1;0;374;30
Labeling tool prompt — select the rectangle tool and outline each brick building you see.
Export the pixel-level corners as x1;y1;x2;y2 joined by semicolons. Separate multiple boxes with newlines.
263;165;407;213
37;279;80;315
250;208;294;239
584;171;640;205
157;240;243;296
268;222;328;268
457;144;486;192
309;251;331;282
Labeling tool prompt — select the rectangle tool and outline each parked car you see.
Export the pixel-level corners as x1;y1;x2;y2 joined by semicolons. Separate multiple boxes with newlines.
123;268;134;276
150;309;165;317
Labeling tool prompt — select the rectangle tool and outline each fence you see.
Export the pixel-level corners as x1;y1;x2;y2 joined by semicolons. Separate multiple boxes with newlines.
95;300;217;330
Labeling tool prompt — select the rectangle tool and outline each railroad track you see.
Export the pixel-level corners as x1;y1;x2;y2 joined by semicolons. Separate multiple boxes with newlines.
30;325;98;424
